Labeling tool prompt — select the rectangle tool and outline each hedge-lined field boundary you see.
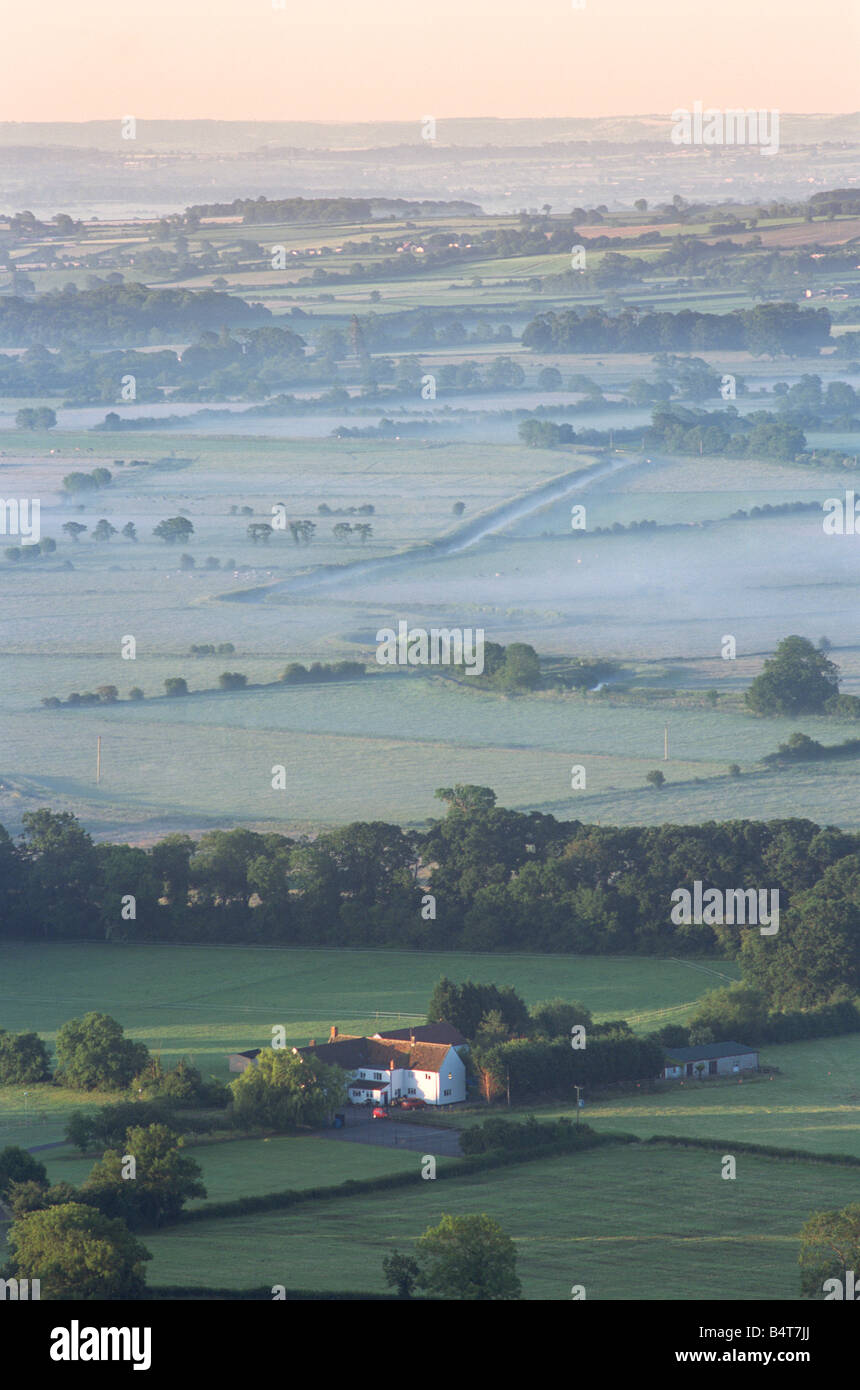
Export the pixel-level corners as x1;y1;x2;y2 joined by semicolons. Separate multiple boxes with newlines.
644;1134;860;1167
174;1127;635;1225
144;1286;405;1300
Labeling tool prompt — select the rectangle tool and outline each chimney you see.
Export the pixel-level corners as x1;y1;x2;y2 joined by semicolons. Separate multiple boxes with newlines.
330;1025;338;1041
308;1039;315;1047
389;1056;395;1071
410;1031;415;1046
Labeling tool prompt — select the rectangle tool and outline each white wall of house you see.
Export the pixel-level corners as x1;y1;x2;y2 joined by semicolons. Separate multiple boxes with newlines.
345;1047;466;1105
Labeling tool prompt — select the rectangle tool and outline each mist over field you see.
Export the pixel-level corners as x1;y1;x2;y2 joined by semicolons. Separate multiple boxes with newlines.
2;2;860;1321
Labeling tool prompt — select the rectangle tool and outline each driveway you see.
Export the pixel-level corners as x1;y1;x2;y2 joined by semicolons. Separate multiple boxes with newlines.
322;1113;463;1158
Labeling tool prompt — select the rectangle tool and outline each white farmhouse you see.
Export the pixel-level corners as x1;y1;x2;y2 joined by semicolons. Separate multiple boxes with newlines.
228;1022;468;1106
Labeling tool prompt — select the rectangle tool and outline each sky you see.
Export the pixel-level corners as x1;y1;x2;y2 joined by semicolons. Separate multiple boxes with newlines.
0;0;857;123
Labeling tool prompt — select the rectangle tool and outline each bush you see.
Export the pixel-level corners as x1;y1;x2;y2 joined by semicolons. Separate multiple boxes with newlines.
55;1013;149;1092
460;1115;590;1155
81;1123;206;1229
65;1101;174;1153
0;1029;51;1084
0;1147;48;1198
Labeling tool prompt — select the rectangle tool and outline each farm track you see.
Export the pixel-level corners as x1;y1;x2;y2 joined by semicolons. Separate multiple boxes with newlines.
216;450;655;603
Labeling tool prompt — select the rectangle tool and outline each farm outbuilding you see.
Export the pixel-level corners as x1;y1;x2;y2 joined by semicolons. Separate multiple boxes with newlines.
661;1041;759;1080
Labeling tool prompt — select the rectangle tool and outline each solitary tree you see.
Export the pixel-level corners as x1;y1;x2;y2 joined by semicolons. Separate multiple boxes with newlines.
153;517;194;545
81;1123;206;1229
746;636;840;716
382;1250;421;1299
229;1049;346;1131
6;1202;151;1300
92;519;117;543
62;522;87;542
416;1213;521;1300
0;1146;48;1200
799;1203;860;1299
0;1031;51;1085
54;1013;149;1091
646;770;665;788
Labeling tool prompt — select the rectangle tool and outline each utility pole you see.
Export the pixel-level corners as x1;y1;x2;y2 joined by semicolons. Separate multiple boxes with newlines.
664;724;669;761
96;735;102;785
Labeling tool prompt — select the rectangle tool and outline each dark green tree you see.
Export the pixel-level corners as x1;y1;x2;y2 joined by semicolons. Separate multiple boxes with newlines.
0;1030;51;1084
416;1213;521;1300
153;517;194;544
746;636;840;716
229;1049;346;1130
0;1146;48;1199
382;1250;421;1299
55;1013;149;1091
6;1202;151;1299
81;1123;206;1229
799;1204;860;1299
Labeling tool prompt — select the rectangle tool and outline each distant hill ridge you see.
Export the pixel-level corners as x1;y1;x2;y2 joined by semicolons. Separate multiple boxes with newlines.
1;113;858;153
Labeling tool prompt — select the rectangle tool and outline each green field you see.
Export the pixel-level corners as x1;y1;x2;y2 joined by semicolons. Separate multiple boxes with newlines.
450;1035;860;1160
137;1143;859;1299
37;1133;435;1204
0;941;736;1147
3;428;859;837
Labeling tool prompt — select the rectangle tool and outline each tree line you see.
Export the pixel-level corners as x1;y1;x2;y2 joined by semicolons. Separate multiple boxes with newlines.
3;790;859;1009
0;283;270;348
522;303;832;356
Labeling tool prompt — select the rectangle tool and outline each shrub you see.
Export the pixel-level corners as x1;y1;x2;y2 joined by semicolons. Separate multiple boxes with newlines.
0;1030;51;1084
0;1147;48;1198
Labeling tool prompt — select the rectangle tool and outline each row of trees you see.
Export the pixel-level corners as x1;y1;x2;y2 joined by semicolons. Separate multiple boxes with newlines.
42;660;367;707
522;303;832;357
0;282;270;348
3;794;859;1007
519;404;809;462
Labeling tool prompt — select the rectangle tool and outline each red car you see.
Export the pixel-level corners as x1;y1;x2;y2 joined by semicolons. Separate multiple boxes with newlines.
371;1106;389;1119
399;1098;427;1111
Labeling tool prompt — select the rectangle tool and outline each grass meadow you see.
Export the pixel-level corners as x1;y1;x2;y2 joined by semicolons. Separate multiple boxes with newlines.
0;942;737;1148
136;1143;860;1299
37;1133;438;1204
449;1034;860;1160
2;423;860;836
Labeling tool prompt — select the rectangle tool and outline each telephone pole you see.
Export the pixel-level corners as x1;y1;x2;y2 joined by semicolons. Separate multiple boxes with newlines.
96;735;102;785
664;724;669;761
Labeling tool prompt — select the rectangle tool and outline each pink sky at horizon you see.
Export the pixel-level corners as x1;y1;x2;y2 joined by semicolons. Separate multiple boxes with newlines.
0;0;857;124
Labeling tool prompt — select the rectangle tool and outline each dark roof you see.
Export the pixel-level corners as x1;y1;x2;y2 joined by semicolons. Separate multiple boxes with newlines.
375;1023;468;1047
233;1049;261;1060
663;1042;759;1064
347;1078;389;1090
297;1036;454;1074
